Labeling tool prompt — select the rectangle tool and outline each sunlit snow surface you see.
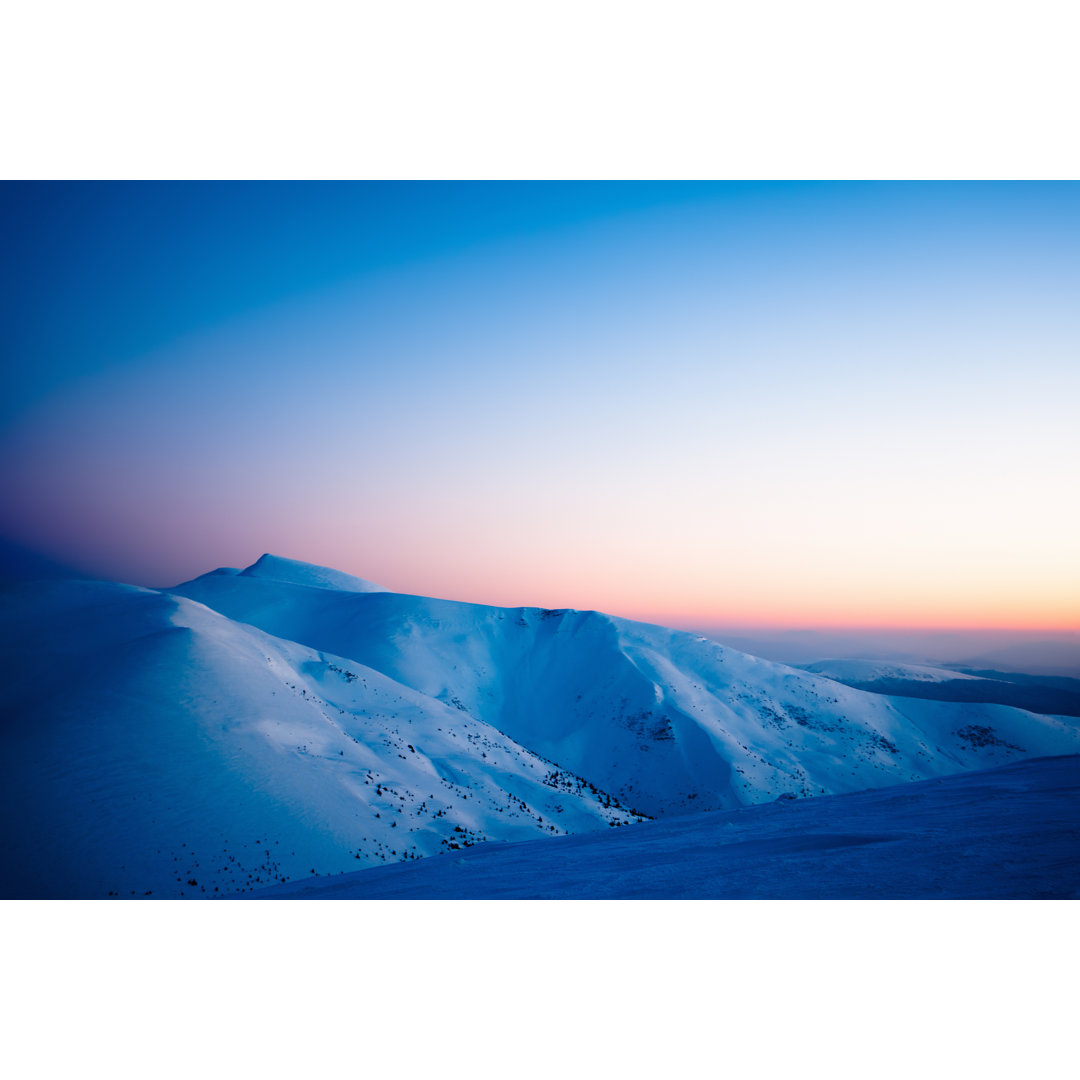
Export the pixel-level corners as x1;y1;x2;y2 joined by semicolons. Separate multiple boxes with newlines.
2;555;1078;898
255;755;1080;899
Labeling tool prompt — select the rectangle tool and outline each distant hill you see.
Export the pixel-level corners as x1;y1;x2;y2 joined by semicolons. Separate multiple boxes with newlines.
799;658;1080;717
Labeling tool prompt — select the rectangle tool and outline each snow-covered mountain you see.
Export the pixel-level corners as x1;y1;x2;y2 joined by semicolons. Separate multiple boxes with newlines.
0;577;640;899
2;554;1078;898
174;556;1080;813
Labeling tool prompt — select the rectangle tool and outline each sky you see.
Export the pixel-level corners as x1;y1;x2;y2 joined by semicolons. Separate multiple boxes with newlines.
1;181;1078;633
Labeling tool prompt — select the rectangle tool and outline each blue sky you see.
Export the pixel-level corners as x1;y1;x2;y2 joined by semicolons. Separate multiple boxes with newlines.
2;182;1078;628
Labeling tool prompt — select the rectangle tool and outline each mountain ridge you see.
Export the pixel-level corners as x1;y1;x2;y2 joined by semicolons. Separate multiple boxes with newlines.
173;557;1080;816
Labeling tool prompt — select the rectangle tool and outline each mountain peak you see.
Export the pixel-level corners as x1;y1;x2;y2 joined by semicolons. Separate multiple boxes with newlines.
239;554;388;593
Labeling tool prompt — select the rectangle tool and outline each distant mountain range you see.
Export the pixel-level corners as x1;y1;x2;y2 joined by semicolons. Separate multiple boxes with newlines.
2;554;1077;898
795;659;1080;717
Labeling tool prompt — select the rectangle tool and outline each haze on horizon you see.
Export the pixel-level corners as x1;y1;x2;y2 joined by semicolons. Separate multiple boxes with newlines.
1;182;1077;636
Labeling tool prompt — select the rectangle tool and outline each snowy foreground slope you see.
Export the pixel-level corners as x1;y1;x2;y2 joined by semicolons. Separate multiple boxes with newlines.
2;554;1078;898
255;755;1080;899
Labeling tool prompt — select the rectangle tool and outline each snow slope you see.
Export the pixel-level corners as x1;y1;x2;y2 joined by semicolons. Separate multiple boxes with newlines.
254;755;1080;900
0;579;638;899
3;554;1079;898
206;553;390;594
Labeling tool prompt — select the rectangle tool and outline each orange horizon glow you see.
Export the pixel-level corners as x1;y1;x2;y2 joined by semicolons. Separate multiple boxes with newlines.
4;527;1077;636
318;555;1080;635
